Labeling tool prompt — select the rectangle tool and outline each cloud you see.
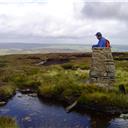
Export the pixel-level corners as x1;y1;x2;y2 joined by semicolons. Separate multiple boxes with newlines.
80;2;128;40
82;2;128;21
0;0;90;38
0;0;128;44
0;0;47;3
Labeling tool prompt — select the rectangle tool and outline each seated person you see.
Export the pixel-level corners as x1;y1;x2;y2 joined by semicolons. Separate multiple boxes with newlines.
92;32;110;48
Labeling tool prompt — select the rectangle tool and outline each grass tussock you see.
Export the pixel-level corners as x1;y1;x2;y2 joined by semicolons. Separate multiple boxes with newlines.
0;85;16;101
62;61;90;70
0;116;19;128
79;92;128;108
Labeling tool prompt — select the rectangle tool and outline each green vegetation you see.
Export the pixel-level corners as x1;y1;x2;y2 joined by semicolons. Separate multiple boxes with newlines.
0;52;128;113
62;57;90;70
79;92;128;108
0;85;16;101
0;116;19;128
38;70;87;102
38;53;128;111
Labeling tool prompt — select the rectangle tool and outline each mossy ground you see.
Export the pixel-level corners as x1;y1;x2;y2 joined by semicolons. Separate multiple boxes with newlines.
0;52;128;113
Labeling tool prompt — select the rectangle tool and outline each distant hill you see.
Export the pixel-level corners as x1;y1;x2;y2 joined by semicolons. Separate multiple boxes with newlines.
0;43;127;55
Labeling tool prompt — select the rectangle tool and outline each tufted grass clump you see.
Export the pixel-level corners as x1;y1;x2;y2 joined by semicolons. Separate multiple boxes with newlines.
0;85;16;101
115;69;128;92
0;116;19;128
78;92;128;109
62;62;90;70
38;70;88;102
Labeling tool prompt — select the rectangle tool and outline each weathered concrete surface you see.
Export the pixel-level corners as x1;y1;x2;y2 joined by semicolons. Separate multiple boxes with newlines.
89;48;115;87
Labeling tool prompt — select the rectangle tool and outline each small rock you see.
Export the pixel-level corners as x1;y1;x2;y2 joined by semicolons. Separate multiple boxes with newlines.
20;88;34;94
120;114;128;119
36;60;47;65
28;93;37;97
17;93;23;98
22;116;31;122
0;101;6;106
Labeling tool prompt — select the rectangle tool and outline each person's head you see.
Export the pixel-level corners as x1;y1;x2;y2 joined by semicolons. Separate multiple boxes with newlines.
95;32;102;40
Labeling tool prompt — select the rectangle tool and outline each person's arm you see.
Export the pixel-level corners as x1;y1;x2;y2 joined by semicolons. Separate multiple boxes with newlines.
92;40;100;48
92;44;99;48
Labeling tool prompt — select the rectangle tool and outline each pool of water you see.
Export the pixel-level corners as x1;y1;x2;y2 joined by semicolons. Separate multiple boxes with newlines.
0;92;128;128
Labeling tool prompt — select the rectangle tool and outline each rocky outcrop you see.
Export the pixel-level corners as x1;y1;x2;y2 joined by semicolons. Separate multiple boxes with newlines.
89;48;115;87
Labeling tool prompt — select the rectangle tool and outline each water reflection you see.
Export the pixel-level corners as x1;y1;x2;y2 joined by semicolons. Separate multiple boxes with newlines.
108;118;128;128
0;92;127;128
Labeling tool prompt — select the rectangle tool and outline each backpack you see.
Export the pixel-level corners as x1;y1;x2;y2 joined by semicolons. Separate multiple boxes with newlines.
106;39;111;48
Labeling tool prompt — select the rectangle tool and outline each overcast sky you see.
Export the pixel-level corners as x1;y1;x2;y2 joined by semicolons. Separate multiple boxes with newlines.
0;0;128;44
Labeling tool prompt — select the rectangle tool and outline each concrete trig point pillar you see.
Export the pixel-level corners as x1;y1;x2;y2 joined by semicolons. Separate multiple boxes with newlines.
89;47;115;87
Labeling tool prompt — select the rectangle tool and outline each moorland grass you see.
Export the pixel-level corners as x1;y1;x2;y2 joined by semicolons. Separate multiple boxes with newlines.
38;53;128;109
0;116;19;128
0;85;16;101
0;53;128;111
78;92;128;109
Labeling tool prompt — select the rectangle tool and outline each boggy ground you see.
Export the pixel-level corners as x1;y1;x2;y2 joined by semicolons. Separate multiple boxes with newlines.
0;52;128;116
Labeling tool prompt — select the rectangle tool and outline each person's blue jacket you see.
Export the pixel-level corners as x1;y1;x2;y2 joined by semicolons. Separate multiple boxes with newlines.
92;37;106;48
